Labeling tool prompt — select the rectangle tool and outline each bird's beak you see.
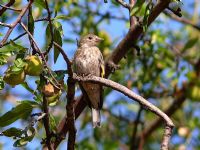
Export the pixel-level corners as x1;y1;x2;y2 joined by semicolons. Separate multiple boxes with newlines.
96;37;104;42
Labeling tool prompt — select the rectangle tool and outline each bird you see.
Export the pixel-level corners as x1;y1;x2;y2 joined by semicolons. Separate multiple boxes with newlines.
73;33;105;128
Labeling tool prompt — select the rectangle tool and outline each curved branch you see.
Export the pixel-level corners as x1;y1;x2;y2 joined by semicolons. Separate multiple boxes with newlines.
72;74;174;150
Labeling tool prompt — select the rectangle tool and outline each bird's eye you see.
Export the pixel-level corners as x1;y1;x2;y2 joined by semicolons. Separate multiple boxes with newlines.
88;36;92;40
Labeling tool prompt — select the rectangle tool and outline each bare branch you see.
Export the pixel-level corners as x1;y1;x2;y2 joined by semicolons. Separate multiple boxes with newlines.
0;4;21;12
73;74;174;150
35;17;49;22
116;0;131;9
0;0;15;16
164;11;200;31
129;0;137;27
0;22;12;28
53;42;73;77
0;0;33;47
53;42;76;150
130;106;143;149
3;32;27;46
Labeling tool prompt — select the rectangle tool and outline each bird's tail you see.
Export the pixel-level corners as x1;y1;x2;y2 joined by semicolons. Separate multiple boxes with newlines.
91;108;101;128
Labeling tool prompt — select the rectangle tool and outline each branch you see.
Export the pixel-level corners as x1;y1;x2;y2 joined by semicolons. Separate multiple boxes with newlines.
42;95;53;150
53;42;73;77
116;0;131;9
54;96;86;148
0;0;33;47
0;0;15;16
73;74;174;150
130;106;143;149
0;4;21;12
3;32;27;46
0;22;12;28
164;11;200;31
52;42;76;149
129;0;137;27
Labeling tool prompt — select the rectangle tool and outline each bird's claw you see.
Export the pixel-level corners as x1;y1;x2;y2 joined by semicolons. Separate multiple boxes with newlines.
107;61;120;73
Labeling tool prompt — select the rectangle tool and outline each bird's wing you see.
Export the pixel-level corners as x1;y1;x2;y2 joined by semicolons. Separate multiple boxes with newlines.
99;53;105;109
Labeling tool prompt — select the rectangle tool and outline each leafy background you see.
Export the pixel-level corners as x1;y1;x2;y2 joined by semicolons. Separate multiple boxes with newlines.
0;0;200;149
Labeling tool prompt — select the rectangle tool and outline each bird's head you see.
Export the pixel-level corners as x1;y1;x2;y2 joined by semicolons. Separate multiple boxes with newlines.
78;33;103;47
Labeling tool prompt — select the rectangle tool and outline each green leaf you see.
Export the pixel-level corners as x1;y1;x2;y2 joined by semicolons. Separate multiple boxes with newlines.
45;23;52;49
130;0;145;16
0;76;5;90
143;2;153;32
182;38;198;52
8;58;26;74
14;58;25;68
10;40;27;52
17;100;40;108
49;114;57;132
53;21;63;35
13;127;35;147
2;127;23;138
0;103;33;127
28;9;34;34
34;0;46;8
54;15;70;20
53;28;62;63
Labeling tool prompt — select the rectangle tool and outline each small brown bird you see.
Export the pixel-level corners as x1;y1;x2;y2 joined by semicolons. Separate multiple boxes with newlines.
73;33;105;128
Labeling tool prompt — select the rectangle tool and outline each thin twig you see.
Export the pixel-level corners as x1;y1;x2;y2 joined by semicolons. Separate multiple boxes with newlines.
3;32;27;46
130;106;143;149
0;4;22;12
0;0;15;16
0;0;33;47
116;0;131;9
53;42;73;77
73;74;174;150
0;22;12;28
164;11;200;31
35;17;49;22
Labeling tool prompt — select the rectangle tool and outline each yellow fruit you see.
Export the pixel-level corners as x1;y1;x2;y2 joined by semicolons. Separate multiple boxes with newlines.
178;127;190;138
3;69;25;86
42;83;55;97
24;55;43;76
